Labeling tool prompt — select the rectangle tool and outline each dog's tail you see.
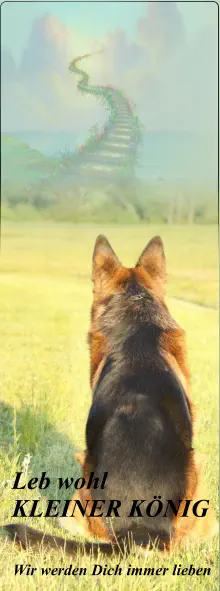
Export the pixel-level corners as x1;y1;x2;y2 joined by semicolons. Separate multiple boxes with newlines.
1;523;170;555
0;524;121;556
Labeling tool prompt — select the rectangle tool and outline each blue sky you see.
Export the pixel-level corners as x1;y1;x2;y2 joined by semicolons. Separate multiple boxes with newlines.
1;1;218;65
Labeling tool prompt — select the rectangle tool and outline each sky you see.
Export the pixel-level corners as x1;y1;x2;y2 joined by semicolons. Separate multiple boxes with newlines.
1;1;218;63
1;1;218;132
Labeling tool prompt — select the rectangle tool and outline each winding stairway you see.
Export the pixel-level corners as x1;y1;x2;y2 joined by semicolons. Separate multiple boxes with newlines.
65;53;143;181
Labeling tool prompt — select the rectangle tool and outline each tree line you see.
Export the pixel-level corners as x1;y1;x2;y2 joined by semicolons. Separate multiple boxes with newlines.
1;177;217;224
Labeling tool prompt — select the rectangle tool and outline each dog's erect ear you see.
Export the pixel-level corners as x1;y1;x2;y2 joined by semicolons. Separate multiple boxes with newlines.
92;235;120;289
136;236;166;294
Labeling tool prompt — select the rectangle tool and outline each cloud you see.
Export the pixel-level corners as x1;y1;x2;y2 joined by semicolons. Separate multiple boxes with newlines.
2;13;106;132
20;13;74;77
1;48;17;81
137;2;185;58
79;3;217;133
1;5;217;133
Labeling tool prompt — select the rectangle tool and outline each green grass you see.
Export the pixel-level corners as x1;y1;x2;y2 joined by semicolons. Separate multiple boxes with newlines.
0;223;218;590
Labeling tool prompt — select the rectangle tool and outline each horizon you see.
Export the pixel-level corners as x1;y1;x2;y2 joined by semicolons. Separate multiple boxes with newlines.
1;129;217;136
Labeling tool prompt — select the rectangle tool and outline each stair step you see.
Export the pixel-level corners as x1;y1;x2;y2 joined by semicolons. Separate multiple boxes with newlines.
80;152;130;164
101;141;131;151
113;121;131;127
109;132;133;140
112;128;133;134
97;150;130;159
79;162;122;173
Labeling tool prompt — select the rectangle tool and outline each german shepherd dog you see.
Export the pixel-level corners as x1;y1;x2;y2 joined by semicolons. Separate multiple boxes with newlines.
2;236;217;554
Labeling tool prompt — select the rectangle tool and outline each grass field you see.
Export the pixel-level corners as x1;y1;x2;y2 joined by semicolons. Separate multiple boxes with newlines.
0;222;218;590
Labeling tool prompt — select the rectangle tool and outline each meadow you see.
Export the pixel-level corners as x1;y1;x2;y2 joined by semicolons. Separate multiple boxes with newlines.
0;222;218;590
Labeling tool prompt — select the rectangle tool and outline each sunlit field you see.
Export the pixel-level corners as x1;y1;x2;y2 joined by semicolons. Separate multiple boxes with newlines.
0;223;218;590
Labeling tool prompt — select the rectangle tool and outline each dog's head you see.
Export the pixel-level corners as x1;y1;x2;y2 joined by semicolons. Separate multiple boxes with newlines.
92;233;166;302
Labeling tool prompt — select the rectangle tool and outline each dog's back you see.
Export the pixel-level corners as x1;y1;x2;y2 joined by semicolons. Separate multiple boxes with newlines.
87;261;194;545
